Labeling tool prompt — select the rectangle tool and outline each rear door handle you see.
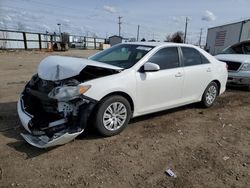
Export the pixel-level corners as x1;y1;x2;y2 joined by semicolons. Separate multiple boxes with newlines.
175;72;182;77
207;68;212;72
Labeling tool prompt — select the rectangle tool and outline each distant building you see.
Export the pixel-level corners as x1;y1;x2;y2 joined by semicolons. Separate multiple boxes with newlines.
109;35;122;46
206;18;250;55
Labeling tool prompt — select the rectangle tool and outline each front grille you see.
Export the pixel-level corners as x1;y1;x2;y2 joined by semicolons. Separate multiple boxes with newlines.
224;61;242;71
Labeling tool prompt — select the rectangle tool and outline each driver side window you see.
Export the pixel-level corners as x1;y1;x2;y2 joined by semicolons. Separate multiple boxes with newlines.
148;47;180;70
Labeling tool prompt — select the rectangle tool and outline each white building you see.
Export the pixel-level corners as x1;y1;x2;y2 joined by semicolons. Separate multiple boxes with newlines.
206;19;250;55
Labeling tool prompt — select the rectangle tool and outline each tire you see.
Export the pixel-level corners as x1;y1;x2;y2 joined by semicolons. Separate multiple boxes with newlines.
201;82;218;108
94;95;132;136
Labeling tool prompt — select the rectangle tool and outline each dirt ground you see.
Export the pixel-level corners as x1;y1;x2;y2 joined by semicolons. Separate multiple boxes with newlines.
0;49;249;188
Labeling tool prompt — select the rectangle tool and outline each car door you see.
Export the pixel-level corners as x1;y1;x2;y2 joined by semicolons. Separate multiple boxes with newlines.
136;47;184;115
180;47;213;102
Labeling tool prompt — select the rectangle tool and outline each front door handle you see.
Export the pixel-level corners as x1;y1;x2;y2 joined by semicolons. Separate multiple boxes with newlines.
207;68;212;72
175;72;182;77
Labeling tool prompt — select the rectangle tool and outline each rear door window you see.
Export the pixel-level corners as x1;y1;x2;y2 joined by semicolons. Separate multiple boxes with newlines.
181;47;209;66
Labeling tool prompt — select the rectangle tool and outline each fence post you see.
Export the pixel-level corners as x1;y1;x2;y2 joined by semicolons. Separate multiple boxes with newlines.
94;38;96;49
38;33;42;50
23;32;27;50
84;37;86;49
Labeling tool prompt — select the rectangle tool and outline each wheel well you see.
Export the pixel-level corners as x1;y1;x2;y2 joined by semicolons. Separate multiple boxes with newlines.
101;92;134;112
212;80;221;95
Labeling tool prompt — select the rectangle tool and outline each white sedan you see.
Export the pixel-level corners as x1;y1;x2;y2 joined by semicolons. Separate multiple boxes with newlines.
18;42;228;148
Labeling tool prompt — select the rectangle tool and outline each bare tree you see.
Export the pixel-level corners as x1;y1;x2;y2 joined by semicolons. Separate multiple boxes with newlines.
165;31;184;43
165;34;172;42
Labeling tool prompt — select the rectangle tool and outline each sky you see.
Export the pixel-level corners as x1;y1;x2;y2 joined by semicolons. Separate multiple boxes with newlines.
0;0;250;45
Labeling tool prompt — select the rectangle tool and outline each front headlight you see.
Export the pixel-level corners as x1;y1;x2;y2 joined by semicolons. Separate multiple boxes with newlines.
240;63;250;71
48;85;91;101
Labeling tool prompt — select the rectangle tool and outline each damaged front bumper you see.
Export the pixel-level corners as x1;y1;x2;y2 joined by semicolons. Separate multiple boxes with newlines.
17;82;97;148
17;97;85;148
20;130;83;148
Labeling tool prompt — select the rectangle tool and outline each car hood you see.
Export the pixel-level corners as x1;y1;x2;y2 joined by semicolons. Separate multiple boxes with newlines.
215;54;250;63
38;56;122;81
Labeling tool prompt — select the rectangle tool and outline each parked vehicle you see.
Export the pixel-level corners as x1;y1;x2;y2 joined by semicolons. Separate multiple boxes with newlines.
215;40;250;89
18;42;228;148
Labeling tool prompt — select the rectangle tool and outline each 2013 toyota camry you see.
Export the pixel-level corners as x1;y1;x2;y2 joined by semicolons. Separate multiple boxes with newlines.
18;42;228;148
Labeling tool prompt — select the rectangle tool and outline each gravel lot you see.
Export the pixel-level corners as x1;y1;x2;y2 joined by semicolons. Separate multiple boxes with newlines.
0;49;249;188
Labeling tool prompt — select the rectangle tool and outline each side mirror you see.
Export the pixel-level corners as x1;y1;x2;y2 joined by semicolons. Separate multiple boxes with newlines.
143;62;160;72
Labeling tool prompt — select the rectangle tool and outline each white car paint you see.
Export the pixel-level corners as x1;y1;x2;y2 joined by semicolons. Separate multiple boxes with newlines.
18;42;228;148
38;56;122;81
83;43;227;117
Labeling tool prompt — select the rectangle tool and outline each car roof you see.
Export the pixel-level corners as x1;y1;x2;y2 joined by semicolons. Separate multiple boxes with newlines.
122;42;196;48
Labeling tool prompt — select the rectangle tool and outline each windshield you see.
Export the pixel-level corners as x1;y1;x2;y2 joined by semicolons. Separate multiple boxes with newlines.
221;42;250;54
90;44;153;69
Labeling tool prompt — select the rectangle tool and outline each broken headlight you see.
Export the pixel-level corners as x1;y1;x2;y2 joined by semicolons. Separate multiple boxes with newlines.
48;85;91;101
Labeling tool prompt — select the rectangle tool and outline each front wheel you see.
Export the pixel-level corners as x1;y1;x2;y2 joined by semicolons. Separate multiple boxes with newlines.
201;82;218;108
94;95;132;136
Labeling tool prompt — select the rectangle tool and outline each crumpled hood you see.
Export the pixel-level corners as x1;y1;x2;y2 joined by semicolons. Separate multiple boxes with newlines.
215;54;250;63
38;56;122;81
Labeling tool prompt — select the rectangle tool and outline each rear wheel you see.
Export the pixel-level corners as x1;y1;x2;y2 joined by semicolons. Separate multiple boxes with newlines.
94;95;131;136
201;82;218;108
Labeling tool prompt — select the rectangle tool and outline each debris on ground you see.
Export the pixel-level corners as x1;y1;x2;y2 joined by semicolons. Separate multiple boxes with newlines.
177;129;183;136
165;169;177;178
223;156;230;161
216;141;223;147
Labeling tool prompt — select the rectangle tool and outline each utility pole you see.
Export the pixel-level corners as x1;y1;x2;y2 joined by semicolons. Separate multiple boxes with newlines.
184;17;188;43
57;23;61;35
118;16;122;37
57;23;61;42
199;28;203;47
137;25;140;41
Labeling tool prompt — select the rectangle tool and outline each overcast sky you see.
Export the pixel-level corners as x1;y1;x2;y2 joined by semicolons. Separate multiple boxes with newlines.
0;0;250;45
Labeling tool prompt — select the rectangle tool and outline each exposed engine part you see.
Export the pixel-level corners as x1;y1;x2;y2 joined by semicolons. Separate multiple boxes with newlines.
73;99;88;116
61;79;80;86
58;102;74;117
49;118;68;128
57;99;88;117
